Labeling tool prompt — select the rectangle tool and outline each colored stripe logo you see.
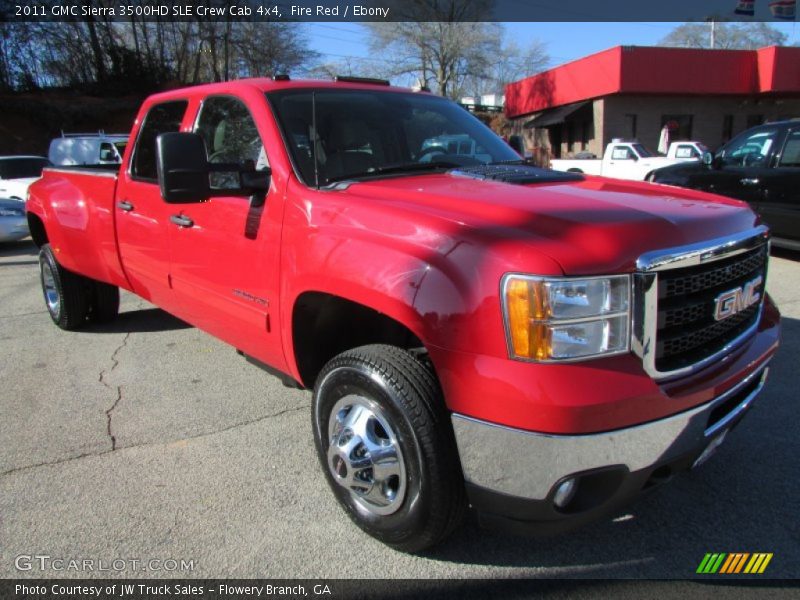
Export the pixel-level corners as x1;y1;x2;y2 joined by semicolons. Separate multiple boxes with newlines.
697;553;773;574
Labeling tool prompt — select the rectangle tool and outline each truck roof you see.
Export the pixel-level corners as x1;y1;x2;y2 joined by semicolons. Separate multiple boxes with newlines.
146;78;428;105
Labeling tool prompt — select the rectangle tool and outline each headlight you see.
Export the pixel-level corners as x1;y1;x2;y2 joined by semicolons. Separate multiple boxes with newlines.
0;207;24;217
502;274;631;361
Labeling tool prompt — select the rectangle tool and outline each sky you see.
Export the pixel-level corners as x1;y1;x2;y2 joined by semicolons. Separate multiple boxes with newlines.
304;21;800;81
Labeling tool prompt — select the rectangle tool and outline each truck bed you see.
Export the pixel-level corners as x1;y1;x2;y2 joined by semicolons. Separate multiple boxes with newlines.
44;163;121;175
28;165;127;289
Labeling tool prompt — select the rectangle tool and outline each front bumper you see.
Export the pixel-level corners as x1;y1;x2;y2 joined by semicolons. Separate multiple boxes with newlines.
453;363;769;535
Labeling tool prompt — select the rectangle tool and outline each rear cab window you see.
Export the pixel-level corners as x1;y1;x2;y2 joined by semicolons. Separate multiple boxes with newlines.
131;101;188;181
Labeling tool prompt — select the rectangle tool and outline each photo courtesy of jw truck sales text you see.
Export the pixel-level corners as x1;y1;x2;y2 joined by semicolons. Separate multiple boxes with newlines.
0;0;797;592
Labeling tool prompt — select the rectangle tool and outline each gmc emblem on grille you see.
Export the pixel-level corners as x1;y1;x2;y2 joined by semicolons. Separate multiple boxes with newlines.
713;275;763;321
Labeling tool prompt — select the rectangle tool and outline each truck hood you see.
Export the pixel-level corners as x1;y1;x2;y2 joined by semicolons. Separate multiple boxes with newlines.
338;172;760;275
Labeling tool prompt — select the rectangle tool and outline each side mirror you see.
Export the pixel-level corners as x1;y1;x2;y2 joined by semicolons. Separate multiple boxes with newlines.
156;132;210;204
508;135;524;156
702;151;714;167
157;132;272;205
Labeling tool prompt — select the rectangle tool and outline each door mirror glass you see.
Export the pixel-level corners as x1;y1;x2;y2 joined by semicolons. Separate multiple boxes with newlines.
156;132;210;204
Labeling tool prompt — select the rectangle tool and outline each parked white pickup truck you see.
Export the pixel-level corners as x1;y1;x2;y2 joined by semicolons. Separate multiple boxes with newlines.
550;141;706;181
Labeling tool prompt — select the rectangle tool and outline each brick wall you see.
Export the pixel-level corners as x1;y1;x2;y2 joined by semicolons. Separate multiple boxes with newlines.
603;95;800;152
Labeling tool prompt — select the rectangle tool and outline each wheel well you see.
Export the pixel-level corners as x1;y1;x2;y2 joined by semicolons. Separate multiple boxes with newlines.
27;213;48;247
292;292;425;388
567;168;583;173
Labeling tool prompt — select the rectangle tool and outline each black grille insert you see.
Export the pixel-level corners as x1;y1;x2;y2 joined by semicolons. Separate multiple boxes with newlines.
654;245;767;372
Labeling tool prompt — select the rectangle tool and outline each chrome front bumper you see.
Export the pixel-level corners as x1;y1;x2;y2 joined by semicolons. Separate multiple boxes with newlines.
452;364;769;502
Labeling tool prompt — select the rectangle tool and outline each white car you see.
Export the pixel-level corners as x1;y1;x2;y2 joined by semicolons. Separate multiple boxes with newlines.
0;198;29;242
550;141;706;181
0;156;51;201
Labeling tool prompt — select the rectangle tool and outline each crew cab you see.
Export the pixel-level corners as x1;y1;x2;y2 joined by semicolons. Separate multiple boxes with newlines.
649;120;800;251
26;78;780;552
551;140;706;180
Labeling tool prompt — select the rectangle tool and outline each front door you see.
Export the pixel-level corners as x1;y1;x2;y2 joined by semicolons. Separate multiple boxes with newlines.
697;125;780;207
604;145;639;179
167;95;284;367
116;100;189;310
758;126;800;243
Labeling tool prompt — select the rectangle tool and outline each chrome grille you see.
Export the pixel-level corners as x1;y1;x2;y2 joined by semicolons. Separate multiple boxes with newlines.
660;248;766;298
633;226;770;380
655;246;766;372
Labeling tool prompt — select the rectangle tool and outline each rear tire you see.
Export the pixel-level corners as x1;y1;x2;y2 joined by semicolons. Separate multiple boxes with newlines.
312;344;465;553
39;243;90;330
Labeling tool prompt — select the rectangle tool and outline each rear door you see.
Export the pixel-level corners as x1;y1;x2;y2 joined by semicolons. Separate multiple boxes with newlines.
115;100;189;309
166;94;284;366
758;126;800;243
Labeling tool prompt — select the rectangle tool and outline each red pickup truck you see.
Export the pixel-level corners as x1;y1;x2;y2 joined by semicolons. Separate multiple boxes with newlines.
26;77;780;552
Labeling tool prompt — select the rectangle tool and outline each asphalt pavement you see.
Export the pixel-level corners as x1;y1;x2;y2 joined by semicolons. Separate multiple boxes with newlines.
1;239;798;589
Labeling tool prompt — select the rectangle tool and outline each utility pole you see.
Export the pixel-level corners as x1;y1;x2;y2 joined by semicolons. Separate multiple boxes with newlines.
709;18;716;49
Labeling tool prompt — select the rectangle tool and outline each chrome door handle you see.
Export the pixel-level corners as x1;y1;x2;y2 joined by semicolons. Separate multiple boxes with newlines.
117;200;134;212
170;214;194;228
740;178;760;186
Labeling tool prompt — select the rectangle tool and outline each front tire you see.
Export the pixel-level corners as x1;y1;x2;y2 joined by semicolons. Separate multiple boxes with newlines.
312;344;465;552
39;243;90;330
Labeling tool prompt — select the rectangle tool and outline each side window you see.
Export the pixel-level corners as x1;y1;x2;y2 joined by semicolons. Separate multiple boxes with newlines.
132;101;188;181
611;146;632;160
778;129;800;168
722;128;778;168
195;96;268;190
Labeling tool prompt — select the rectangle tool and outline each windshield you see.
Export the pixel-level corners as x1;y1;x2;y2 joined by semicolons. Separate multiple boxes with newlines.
266;89;520;186
0;157;50;179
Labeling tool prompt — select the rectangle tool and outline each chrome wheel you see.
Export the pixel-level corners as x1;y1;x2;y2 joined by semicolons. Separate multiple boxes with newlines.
327;394;406;516
41;260;60;317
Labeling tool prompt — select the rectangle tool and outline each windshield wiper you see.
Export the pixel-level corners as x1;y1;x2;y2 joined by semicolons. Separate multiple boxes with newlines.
324;160;460;184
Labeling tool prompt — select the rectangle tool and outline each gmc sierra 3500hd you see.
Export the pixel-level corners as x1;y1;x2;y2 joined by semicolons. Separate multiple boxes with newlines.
26;77;780;552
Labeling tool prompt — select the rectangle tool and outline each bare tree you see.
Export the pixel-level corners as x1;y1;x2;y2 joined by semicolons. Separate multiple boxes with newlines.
364;1;547;99
366;21;500;98
0;19;316;92
659;21;787;50
464;39;549;98
230;22;315;79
